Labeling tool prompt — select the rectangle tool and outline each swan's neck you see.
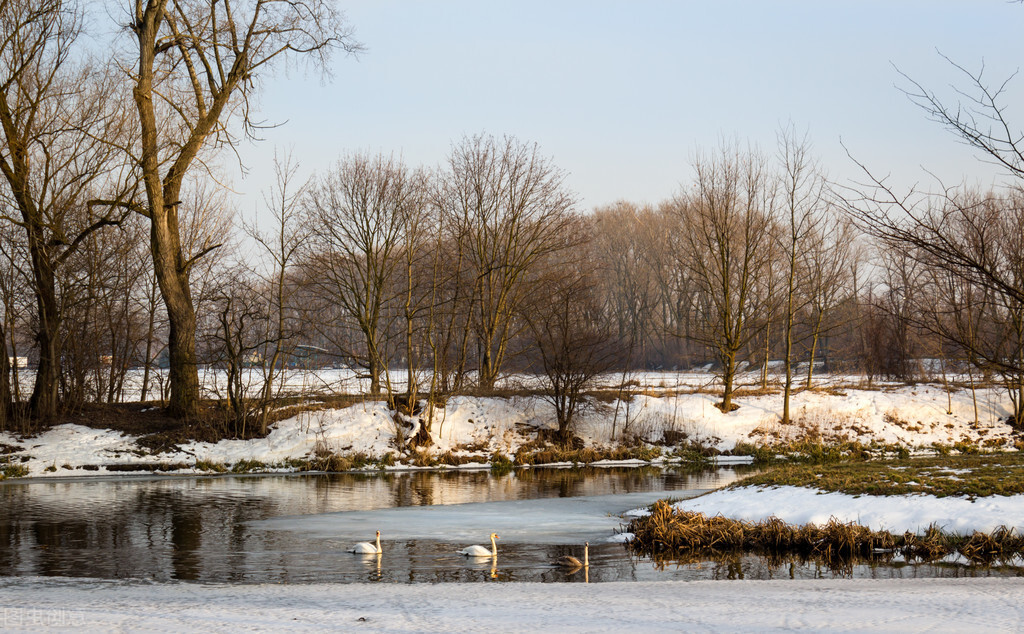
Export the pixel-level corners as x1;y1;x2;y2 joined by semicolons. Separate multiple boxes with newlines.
584;544;589;567
375;533;382;553
490;535;497;556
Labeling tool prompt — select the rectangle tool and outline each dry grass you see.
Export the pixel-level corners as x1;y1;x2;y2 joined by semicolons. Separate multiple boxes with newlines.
513;444;662;466
738;452;1024;498
628;500;1023;565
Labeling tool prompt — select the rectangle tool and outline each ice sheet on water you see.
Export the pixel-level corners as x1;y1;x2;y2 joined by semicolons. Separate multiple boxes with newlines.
251;489;711;544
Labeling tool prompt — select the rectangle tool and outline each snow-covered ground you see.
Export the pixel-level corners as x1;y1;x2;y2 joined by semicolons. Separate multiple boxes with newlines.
0;380;1018;478
627;485;1024;536
0;576;1020;632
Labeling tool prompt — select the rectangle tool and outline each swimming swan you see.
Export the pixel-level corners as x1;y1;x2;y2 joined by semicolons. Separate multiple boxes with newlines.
461;533;499;557
349;530;382;554
556;542;589;568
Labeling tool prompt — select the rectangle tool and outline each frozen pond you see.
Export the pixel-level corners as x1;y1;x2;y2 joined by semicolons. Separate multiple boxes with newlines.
1;466;1021;583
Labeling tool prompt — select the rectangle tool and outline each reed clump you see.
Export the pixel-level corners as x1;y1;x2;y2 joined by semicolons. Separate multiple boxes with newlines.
513;444;662;466
628;500;1024;565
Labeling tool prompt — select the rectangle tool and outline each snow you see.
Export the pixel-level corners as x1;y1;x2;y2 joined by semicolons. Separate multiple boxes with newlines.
634;485;1024;535
0;375;1019;478
0;576;1021;632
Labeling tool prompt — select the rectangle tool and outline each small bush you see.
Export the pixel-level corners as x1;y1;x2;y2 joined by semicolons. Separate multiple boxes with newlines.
195;459;227;473
953;440;980;455
1;464;29;479
230;459;266;474
490;452;514;475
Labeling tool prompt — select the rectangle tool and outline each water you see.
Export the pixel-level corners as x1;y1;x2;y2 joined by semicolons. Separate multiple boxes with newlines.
0;466;1020;583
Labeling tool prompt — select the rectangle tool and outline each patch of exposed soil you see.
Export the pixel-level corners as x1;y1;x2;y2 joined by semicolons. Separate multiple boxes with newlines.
59;402;259;454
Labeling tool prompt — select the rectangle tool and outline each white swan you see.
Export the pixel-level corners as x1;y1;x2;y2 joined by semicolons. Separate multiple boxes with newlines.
348;530;382;554
556;542;589;568
460;532;499;557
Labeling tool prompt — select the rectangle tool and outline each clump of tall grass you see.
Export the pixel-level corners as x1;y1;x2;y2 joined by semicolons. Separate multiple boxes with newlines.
514;444;662;466
627;500;1023;565
1;463;29;479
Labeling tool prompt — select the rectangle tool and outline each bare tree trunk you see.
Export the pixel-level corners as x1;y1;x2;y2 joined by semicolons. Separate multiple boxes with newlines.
805;311;824;388
761;320;771;390
721;354;737;412
27;256;60;420
157;245;200;418
0;324;9;430
140;272;159;402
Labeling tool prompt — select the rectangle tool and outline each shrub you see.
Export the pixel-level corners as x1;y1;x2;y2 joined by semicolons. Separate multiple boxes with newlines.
195;459;227;473
2;464;29;479
490;452;514;475
230;459;266;474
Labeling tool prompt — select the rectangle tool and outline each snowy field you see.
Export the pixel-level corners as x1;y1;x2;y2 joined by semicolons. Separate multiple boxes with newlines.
1;576;1021;632
5;366;917;405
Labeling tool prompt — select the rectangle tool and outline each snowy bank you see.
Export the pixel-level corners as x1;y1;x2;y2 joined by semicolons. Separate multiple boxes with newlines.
0;383;1019;478
0;576;1020;632
632;485;1024;535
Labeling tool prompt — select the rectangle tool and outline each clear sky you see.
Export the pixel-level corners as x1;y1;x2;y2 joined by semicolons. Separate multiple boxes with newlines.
233;0;1024;222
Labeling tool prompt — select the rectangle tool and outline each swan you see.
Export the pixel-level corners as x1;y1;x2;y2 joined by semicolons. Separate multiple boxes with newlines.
556;542;589;568
348;530;382;554
460;533;499;557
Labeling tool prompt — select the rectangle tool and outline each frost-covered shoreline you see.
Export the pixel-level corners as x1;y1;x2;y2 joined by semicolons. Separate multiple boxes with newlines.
1;383;1019;479
1;576;1021;632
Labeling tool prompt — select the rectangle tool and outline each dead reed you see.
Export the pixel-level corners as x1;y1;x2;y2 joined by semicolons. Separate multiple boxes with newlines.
627;501;1023;565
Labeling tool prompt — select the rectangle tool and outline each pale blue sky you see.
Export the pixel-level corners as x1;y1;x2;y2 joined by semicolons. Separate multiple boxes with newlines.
236;1;1024;219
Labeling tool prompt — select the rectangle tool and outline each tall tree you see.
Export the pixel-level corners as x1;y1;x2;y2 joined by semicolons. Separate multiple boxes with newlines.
246;151;308;433
678;143;775;412
118;0;360;417
775;127;825;424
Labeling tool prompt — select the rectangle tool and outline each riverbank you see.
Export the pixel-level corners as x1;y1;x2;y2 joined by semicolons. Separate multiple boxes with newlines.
1;576;1020;632
0;383;1020;479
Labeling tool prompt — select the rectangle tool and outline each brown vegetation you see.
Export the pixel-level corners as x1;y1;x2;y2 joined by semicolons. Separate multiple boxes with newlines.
628;501;1024;565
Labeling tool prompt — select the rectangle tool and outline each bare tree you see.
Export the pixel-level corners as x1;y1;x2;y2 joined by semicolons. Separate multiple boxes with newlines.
591;202;659;369
801;213;857;386
527;240;619;444
0;0;134;422
303;153;417;397
677;143;776;412
114;0;360;417
246;150;308;433
437;134;578;389
0;218;28;422
207;263;270;438
775;127;826;423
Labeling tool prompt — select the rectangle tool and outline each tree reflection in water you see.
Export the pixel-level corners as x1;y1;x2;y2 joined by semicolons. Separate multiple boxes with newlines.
15;464;971;584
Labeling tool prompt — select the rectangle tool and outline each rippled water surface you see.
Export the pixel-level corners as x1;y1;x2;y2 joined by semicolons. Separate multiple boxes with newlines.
1;466;1020;583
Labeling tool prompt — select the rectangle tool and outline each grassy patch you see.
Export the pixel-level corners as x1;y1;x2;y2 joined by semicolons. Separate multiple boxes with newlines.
195;459;228;473
737;452;1024;499
1;463;29;479
230;459;269;474
513;444;662;466
489;451;514;475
